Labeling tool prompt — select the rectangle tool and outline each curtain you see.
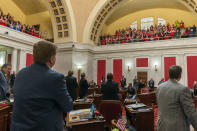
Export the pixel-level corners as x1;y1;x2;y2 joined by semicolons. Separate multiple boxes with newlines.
97;60;106;84
136;58;148;67
113;59;122;84
164;57;176;81
187;56;197;89
26;53;34;67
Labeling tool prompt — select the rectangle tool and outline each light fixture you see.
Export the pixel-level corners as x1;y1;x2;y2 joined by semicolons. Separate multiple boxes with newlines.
128;66;131;72
155;65;158;72
77;65;82;70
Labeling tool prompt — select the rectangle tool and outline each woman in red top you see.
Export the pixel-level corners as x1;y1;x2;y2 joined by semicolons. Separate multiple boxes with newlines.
169;27;175;38
102;38;106;45
180;21;184;29
155;34;159;40
144;35;150;41
115;30;119;36
0;16;4;25
121;35;126;44
185;27;190;36
31;26;35;36
165;34;170;40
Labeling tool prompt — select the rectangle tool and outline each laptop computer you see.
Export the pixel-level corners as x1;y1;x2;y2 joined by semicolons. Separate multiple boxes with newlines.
79;104;95;119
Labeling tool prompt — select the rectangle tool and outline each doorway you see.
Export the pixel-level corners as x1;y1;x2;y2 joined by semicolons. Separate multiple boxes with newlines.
137;72;148;86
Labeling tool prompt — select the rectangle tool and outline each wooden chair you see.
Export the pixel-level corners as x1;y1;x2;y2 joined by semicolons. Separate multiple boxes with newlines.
99;100;122;129
137;92;157;107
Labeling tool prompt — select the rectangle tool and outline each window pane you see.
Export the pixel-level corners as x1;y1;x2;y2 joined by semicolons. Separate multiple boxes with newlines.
141;17;154;30
130;21;137;30
158;18;166;25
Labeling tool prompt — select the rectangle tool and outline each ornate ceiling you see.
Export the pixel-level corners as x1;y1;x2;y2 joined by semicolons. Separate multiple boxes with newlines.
106;0;190;25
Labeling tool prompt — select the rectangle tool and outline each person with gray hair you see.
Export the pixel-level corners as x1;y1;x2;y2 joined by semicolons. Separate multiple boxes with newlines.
157;65;197;131
0;63;12;100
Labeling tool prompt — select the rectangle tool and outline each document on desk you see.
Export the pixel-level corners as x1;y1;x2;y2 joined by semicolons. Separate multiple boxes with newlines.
69;109;91;122
127;103;146;109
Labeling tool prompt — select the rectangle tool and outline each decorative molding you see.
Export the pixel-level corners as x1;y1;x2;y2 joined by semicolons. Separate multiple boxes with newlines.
46;0;74;43
57;37;197;54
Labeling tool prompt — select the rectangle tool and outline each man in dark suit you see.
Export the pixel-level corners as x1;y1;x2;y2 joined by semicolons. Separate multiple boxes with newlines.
11;41;73;131
65;70;78;101
79;73;89;99
10;71;16;88
148;78;155;91
101;73;119;100
0;64;12;101
120;75;126;90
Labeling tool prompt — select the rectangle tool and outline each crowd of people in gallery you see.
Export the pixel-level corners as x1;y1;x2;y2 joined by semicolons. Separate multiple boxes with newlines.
0;8;42;38
99;21;197;45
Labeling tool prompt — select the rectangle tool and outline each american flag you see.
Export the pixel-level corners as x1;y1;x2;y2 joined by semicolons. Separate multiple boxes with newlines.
116;119;126;131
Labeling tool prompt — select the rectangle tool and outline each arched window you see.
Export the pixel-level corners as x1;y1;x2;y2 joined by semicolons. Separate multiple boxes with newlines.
130;21;137;30
141;17;154;30
158;18;166;25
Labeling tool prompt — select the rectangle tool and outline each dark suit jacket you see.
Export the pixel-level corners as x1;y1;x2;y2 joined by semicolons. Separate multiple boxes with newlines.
10;73;16;87
11;63;73;131
65;75;78;100
148;80;155;88
101;80;119;100
79;78;89;98
0;70;10;100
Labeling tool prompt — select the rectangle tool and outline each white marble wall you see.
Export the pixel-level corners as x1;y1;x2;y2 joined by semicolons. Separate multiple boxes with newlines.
54;38;197;87
53;51;73;76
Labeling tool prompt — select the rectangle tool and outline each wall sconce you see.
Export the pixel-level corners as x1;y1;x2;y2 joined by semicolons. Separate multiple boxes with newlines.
154;65;158;72
77;65;82;70
128;66;131;72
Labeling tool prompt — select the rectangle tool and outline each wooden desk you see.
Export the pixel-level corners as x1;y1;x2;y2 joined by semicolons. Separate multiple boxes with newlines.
0;103;13;131
87;94;102;109
66;110;105;131
125;105;154;131
73;99;94;110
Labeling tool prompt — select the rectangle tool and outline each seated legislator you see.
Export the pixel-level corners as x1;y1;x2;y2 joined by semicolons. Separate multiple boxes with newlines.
11;41;73;131
127;83;135;97
148;78;155;91
101;73;119;100
157;66;197;131
0;64;12;101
